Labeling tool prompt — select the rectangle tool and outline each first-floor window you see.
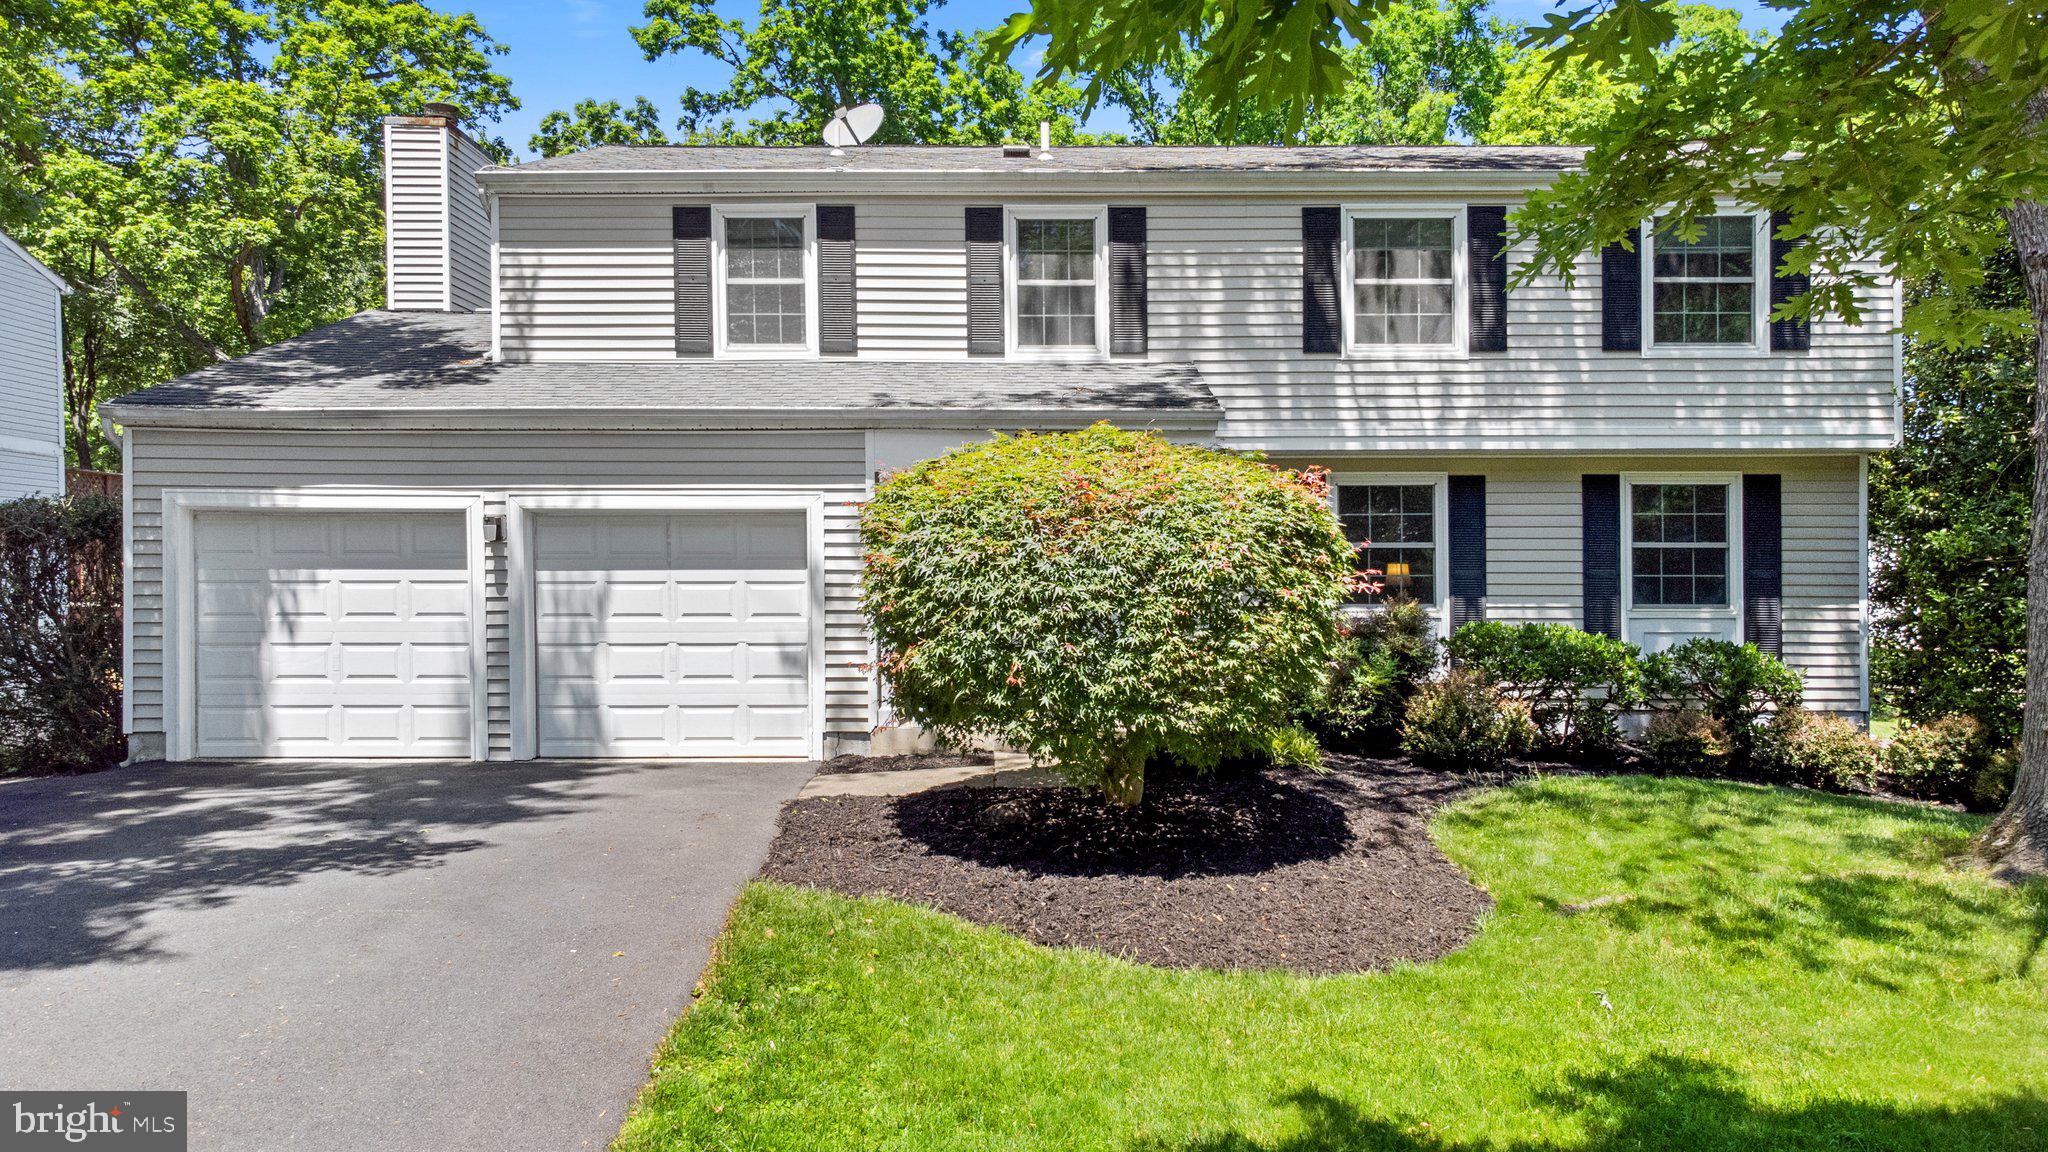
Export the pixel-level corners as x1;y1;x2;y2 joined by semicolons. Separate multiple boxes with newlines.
723;214;808;348
1337;483;1436;604
1631;483;1730;606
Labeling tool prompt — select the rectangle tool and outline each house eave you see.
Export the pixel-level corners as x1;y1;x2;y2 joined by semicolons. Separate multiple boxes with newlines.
470;169;1568;199
100;404;1224;434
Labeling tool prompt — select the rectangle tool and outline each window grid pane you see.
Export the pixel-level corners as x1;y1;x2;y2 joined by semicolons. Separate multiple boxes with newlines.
1352;216;1455;347
1338;483;1436;604
1651;215;1754;346
1016;218;1097;348
725;216;806;347
1631;483;1731;606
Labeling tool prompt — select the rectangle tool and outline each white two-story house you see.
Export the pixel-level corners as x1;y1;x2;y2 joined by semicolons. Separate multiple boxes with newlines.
0;229;68;499
102;106;1896;764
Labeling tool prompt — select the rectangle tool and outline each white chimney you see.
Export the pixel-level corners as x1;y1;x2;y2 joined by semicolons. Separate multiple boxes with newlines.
382;103;493;312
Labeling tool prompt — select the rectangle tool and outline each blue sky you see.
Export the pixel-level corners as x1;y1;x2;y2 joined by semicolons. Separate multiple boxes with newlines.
463;0;1788;158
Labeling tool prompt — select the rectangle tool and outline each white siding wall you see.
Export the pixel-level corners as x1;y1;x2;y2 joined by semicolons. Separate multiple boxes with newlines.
0;240;64;496
1278;452;1868;713
492;193;1897;452
125;428;874;759
383;122;448;311
447;132;495;313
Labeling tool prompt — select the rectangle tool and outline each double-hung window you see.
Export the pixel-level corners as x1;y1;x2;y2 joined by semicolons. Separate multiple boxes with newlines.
1630;482;1731;606
1008;209;1107;357
716;208;815;355
1335;479;1442;607
1645;213;1765;350
1344;209;1465;352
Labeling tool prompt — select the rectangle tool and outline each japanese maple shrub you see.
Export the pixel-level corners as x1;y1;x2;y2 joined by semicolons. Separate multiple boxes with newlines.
860;425;1352;807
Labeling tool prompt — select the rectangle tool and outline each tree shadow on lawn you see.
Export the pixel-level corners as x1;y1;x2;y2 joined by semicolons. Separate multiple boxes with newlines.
1128;1054;2048;1152
1490;778;2046;989
0;758;632;971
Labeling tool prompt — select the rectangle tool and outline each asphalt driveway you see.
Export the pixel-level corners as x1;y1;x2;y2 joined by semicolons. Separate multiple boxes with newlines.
0;757;815;1150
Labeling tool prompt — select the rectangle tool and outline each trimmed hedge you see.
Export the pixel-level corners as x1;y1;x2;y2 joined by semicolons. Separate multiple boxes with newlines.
0;495;124;774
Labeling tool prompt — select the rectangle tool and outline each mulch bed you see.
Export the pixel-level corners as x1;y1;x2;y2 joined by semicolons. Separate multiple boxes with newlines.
762;754;1491;975
813;751;996;776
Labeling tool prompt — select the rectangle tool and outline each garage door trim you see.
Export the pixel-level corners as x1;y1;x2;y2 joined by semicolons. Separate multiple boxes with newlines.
506;491;829;761
161;489;490;761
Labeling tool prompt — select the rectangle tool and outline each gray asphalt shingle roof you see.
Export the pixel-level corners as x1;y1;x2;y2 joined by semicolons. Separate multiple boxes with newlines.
483;144;1586;177
102;310;1218;426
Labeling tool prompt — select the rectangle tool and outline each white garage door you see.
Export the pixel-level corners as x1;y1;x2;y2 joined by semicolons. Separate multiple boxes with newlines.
194;511;474;758
534;510;812;758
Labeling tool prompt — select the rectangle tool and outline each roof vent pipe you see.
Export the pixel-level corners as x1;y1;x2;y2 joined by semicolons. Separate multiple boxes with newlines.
1038;120;1052;158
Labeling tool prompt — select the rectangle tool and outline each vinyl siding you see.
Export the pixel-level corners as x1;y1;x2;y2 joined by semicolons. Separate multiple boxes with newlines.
1279;453;1867;713
0;240;64;497
447;132;495;312
125;428;874;757
383;122;448;311
491;193;1897;453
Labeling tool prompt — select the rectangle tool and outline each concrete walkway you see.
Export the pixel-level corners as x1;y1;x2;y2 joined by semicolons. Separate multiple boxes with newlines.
0;757;813;1151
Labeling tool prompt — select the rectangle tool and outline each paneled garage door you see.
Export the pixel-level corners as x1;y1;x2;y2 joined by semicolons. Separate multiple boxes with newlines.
194;511;475;758
533;510;812;758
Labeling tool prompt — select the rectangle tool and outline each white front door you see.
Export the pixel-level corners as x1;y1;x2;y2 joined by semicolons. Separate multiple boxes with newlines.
533;510;812;758
193;511;475;758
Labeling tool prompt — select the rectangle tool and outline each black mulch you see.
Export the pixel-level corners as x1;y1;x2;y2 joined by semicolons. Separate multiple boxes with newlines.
813;751;996;776
762;754;1491;975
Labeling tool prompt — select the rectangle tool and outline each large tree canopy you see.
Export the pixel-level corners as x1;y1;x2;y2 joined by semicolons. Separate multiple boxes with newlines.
1101;0;1508;145
1;0;515;468
530;97;670;157
627;0;1098;145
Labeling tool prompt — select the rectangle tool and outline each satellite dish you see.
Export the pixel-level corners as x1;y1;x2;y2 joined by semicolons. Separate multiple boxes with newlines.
822;104;885;149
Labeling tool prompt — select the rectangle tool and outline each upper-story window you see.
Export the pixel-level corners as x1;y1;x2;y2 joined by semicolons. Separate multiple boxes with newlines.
1645;213;1766;351
1008;208;1107;358
715;207;816;356
1342;208;1467;353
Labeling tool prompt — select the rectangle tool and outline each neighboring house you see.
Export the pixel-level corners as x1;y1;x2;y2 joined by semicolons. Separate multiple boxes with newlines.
0;230;68;498
101;106;1897;764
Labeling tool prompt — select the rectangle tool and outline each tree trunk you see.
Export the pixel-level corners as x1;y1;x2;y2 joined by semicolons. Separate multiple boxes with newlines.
1977;197;2048;881
1102;748;1146;808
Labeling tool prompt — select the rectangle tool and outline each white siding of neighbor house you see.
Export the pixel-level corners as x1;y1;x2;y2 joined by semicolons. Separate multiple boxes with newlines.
0;238;65;497
124;428;874;759
491;193;1897;453
384;121;493;313
1275;453;1868;713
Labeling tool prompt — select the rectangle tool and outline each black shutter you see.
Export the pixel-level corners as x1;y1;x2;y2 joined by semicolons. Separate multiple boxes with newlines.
966;206;1004;357
1448;475;1488;633
1302;206;1341;354
1769;210;1811;352
1743;474;1784;655
1468;206;1508;353
673;205;712;357
1582;474;1622;637
1109;206;1148;355
817;204;857;356
1600;239;1641;352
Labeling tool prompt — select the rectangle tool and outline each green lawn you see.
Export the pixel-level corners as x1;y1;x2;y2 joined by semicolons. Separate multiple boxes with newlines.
616;777;2048;1151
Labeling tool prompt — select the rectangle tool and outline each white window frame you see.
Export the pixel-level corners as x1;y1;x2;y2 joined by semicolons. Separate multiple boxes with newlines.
712;204;819;359
1620;472;1744;637
1340;204;1468;359
1004;205;1110;361
1640;208;1770;357
1329;471;1451;637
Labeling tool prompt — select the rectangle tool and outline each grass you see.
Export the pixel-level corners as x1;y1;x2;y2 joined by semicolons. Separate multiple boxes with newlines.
614;776;2048;1151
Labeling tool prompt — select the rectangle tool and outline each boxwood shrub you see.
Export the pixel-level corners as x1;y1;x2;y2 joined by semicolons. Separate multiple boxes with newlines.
1448;621;1643;758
